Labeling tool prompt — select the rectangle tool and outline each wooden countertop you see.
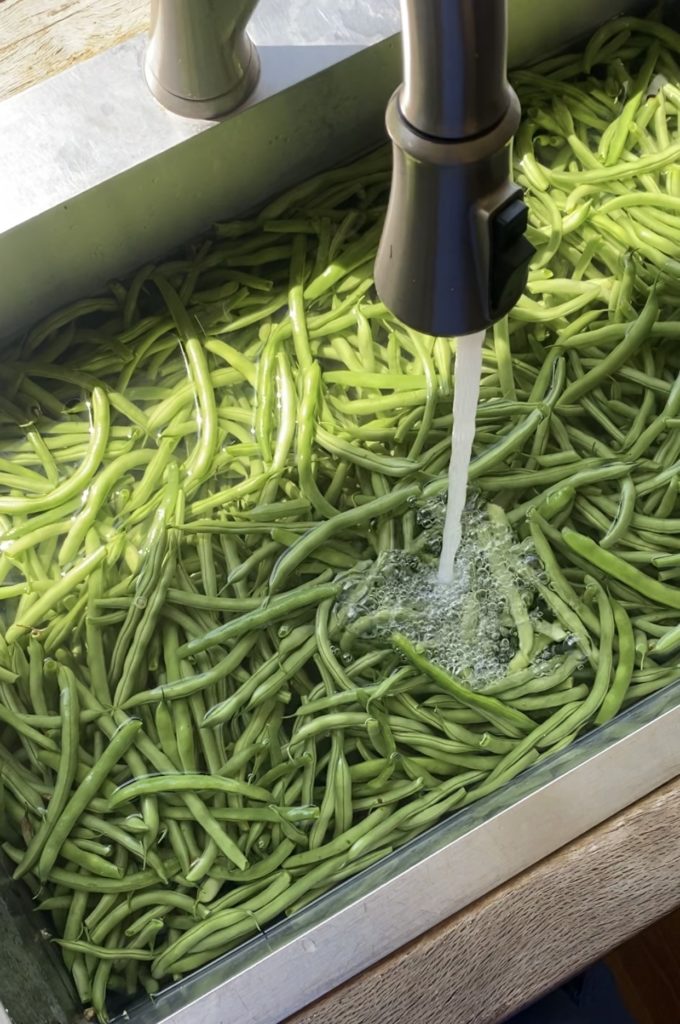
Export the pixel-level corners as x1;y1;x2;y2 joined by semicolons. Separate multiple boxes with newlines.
0;0;148;102
3;8;680;1022
288;780;680;1024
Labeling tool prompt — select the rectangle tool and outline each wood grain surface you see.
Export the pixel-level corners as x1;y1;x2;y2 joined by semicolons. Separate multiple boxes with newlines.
287;780;680;1024
0;0;148;102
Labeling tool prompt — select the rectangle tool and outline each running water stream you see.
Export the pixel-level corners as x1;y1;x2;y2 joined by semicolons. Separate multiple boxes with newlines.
340;328;546;685
438;331;485;583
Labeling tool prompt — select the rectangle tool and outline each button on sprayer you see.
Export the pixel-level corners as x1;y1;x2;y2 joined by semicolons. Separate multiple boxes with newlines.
374;0;534;337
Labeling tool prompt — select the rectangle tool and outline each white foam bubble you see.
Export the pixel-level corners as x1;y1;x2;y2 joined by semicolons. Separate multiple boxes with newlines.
338;497;549;689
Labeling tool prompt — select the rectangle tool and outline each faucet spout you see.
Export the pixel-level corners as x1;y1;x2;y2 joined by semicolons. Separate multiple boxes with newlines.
375;0;534;337
145;0;261;119
400;0;511;139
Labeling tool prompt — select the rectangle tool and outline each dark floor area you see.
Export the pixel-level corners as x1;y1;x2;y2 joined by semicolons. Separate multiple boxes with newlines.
503;907;680;1024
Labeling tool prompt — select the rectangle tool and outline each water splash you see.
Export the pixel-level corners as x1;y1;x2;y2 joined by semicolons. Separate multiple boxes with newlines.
338;498;552;689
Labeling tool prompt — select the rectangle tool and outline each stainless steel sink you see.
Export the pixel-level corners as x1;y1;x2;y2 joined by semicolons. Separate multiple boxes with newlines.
1;3;678;1024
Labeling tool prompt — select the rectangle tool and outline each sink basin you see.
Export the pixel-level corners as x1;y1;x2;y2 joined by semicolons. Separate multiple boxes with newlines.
1;3;678;1024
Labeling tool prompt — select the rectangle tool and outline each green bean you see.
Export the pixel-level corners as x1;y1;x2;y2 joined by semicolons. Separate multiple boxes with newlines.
5;545;107;645
173;697;197;773
38;719;143;880
125;633;257;708
0;388;110;515
48;860;178;894
285;234;313;370
650;617;680;656
0;701;58;752
491;651;584;701
286;712;372;752
58;885;90;972
347;778;465;861
122;894;206;937
60;840;123;880
269;487;419;592
109;772;272;807
98;711;249;872
538;577;616;746
627;371;680;460
507;684;588;711
601;476;637;549
655;477;678;519
164;589;261;612
178;581;338;657
563;528;680;609
153;870;292;977
14;667;80;879
201;630;316;726
393;635;534;737
113;537;178;708
55;939;156;962
595;600;636;724
78;815;167;878
296;362;337;517
59;451;154;566
6;35;680;1004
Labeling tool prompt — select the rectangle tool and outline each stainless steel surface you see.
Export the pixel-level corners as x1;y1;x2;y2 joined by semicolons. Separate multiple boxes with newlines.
400;0;510;139
0;855;76;1024
0;0;396;232
123;685;680;1024
0;0;399;345
0;0;647;343
145;0;261;118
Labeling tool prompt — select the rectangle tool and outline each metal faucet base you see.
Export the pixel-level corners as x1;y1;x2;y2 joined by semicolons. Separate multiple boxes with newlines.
145;0;262;119
144;43;261;120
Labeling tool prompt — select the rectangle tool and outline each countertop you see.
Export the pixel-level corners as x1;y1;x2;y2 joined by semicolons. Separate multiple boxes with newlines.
0;1;147;102
2;5;680;1023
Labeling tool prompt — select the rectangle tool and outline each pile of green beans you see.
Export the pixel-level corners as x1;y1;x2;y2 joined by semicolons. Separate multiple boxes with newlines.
1;13;680;1021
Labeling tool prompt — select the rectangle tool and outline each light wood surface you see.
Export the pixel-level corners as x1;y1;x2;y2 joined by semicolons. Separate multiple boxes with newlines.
0;0;148;102
287;780;680;1024
3;8;680;1023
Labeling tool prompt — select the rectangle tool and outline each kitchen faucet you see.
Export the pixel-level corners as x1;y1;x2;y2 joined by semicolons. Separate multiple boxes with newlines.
145;0;533;337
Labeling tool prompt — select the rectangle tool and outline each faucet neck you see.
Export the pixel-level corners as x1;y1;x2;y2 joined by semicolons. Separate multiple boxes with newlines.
399;0;511;140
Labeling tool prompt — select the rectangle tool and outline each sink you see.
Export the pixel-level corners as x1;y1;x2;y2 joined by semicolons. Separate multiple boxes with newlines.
1;3;678;1024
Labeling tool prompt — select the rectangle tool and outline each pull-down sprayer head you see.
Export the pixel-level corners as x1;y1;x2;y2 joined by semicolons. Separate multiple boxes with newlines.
374;0;534;337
